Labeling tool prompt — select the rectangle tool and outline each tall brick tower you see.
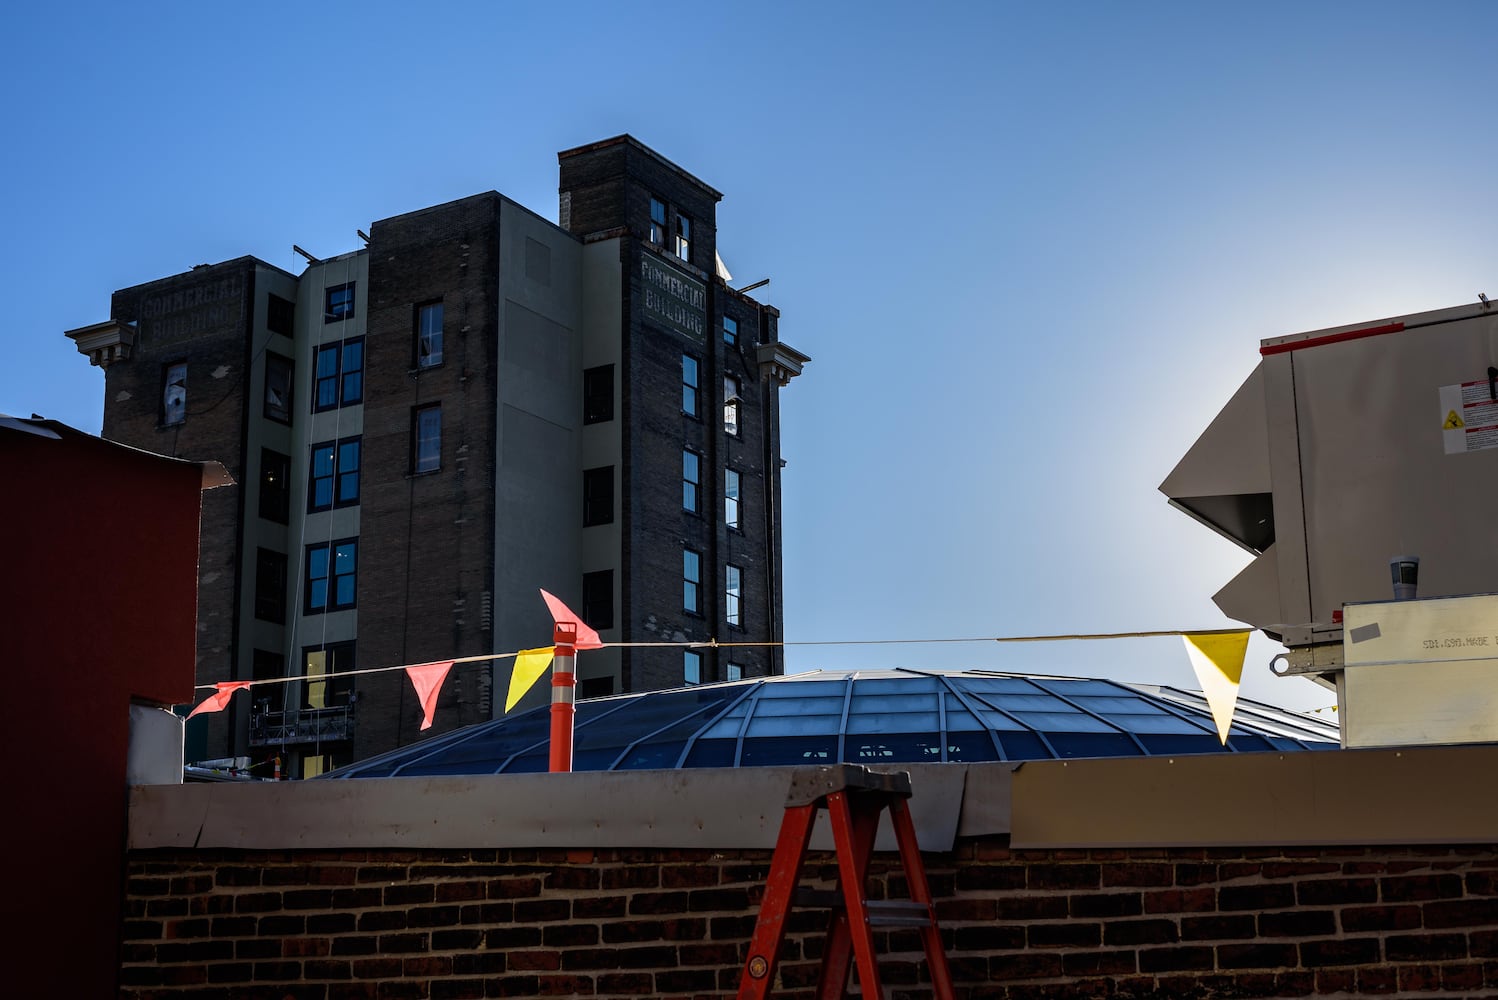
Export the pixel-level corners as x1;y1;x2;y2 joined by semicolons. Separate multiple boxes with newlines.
67;136;808;777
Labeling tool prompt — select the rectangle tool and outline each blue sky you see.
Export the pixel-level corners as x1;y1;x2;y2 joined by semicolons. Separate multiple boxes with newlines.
6;2;1497;717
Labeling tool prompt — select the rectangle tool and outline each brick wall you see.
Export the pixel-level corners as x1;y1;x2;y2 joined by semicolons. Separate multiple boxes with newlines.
120;838;1498;998
358;195;502;754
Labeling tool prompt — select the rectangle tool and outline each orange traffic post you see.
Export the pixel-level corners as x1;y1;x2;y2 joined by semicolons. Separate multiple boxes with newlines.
549;622;577;772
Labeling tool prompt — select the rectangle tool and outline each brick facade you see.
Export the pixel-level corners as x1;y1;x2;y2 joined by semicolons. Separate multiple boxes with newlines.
120;839;1498;998
357;195;504;754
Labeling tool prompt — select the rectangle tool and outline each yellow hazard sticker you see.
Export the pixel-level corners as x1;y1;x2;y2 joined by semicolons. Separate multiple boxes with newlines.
1444;410;1465;430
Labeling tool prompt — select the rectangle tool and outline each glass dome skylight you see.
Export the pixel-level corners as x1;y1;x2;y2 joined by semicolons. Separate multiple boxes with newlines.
321;669;1338;779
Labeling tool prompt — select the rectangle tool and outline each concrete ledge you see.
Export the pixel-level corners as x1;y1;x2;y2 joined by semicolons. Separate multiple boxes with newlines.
130;763;981;852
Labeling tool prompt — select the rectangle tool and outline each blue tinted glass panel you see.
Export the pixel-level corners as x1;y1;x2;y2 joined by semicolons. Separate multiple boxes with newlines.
850;693;938;714
995;731;1053;760
844;734;943;763
755;697;844;717
852;677;940;695
1033;679;1129;697
1046;732;1142;758
617;741;688;770
845;712;940;734
954;677;1041;694
740;737;836;766
1012;712;1114;732
943;706;984;731
756;680;848;698
745;714;845;737
975;693;1071;712
974;709;1027;732
1224;734;1273;753
1070;696;1166;716
702;717;747;739
392;709;551;774
683;739;739;767
1098;713;1205;735
1137;733;1232;755
316;347;339;378
946;733;1001;761
504;752;549;773
573;747;630;770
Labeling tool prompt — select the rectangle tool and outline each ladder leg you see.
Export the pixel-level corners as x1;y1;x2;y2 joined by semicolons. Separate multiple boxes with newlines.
813;907;853;1000
737;802;819;1000
888;798;955;1000
827;791;886;1000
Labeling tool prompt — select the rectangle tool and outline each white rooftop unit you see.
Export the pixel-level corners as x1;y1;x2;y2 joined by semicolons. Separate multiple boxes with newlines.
1163;300;1498;746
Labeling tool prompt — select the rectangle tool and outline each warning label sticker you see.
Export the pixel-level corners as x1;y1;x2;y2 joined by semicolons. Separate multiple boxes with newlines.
1439;379;1498;454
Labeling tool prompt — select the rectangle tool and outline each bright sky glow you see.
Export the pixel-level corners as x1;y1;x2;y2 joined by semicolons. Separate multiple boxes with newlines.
5;2;1497;719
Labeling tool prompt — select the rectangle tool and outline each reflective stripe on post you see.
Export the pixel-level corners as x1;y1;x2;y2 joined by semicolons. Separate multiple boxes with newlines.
549;622;577;772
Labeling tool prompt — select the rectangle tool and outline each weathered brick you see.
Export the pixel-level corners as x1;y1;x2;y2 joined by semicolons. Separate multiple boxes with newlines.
1258;908;1336;937
1181;914;1255;941
1300;940;1378;970
1103;919;1179;946
1138;946;1214;973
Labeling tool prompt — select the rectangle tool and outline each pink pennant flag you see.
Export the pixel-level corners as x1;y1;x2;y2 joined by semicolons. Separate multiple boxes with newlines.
406;660;454;731
539;589;604;649
187;681;251;719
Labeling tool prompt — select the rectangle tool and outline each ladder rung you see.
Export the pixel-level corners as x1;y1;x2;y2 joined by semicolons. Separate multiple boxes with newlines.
791;890;934;929
866;901;934;928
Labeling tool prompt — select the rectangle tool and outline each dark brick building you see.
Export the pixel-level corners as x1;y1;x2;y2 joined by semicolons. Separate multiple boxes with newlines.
68;135;808;777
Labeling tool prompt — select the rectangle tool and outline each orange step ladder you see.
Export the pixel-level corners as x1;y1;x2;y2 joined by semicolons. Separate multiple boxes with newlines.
736;764;955;1000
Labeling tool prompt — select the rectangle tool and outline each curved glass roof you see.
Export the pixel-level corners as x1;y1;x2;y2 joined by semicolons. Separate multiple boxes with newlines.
322;669;1338;779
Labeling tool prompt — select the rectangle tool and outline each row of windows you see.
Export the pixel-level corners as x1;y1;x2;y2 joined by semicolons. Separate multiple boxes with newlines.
256;406;443;524
681;355;742;434
649;196;691;263
252;538;358;622
251;641;355;714
159;288;446;428
580;459;742;531
683;651;742;686
683;549;745;629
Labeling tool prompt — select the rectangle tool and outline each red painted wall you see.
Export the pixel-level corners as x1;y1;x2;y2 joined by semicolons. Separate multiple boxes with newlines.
1;423;206;999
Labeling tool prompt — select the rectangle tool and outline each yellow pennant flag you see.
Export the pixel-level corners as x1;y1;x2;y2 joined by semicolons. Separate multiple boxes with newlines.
1182;631;1250;744
505;647;555;713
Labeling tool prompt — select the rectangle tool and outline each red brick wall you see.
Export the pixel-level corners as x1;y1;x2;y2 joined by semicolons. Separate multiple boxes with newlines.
120;839;1498;998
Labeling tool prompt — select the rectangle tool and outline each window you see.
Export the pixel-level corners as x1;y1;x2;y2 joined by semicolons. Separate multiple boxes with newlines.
683;450;701;513
675;213;692;262
162;361;186;426
416;301;443;368
582;570;613;631
264;352;293;423
726;564;743;628
412;404;442;473
682;355;699;416
649;197;667;245
313;338;364;411
259;449;290;524
683;549;701;614
266;293;295;336
252;650;286;713
726;663;743;682
303;641;355;709
583;466;613;526
254;548;287;624
684;650;702;686
725;468;741;530
723;315;738;346
723;375;740;435
583;364;614;424
305;539;358;614
325;282;355;322
309;437;361;512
